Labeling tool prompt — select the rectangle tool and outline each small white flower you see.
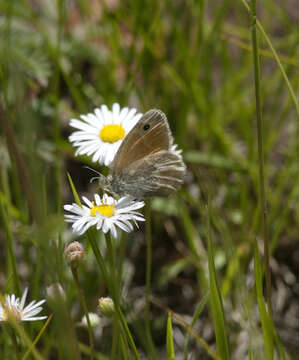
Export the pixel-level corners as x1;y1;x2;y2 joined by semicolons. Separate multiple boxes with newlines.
69;103;143;166
64;194;145;238
0;288;47;322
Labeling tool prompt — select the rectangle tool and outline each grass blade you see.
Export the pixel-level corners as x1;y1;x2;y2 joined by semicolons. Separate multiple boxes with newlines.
206;203;230;360
250;0;272;318
253;239;274;359
166;312;175;360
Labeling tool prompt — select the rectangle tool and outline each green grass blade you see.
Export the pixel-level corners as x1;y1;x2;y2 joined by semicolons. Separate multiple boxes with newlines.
253;239;274;359
166;312;175;360
207;204;230;360
183;292;209;360
250;0;272;316
67;172;81;206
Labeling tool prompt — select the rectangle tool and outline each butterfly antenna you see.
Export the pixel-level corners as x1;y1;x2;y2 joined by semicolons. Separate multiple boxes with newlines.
83;165;102;175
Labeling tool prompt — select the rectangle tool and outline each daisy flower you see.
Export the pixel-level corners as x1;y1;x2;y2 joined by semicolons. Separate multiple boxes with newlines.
64;194;145;238
69;103;143;166
0;288;47;322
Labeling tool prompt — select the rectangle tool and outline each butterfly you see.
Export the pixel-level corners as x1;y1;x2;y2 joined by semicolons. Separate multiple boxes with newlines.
95;109;186;199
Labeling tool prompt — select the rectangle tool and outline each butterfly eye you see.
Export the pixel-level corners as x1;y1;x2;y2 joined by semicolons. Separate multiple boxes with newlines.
143;124;150;131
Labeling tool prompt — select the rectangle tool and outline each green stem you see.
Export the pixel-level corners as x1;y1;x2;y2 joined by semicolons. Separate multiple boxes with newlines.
88;231;140;360
250;0;272;317
111;317;119;359
71;266;94;360
6;324;21;360
105;234;118;303
145;200;158;359
106;234;134;360
117;232;127;294
115;307;140;360
0;197;21;295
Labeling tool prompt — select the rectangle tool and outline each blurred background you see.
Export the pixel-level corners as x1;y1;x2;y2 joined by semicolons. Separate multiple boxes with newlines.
0;0;299;359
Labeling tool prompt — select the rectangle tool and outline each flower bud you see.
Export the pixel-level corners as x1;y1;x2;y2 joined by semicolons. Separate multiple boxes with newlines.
98;297;115;317
64;241;85;268
81;313;100;328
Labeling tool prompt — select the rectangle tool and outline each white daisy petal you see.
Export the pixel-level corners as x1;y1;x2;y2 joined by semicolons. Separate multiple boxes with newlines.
82;197;93;208
123;108;137;123
94;194;101;205
22;300;36;312
92;148;103;163
23;299;46;314
96;217;103;230
69;132;98;142
118;107;129;122
94;108;104;122
11;294;16;305
102;193;109;202
112;103;120;118
69;119;95;132
23;307;44;317
79;114;99;127
127;112;143;131
115;219;133;232
102;219;109;234
101;105;112;123
110;224;118;239
23;316;48;321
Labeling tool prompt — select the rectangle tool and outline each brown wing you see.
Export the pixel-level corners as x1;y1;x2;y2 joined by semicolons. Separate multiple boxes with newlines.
111;150;186;198
110;109;173;173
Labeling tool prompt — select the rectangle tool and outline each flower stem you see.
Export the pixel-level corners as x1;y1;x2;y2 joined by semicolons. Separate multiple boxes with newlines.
106;234;118;303
145;200;158;359
88;230;140;359
71;266;94;360
250;0;272;316
5;324;21;360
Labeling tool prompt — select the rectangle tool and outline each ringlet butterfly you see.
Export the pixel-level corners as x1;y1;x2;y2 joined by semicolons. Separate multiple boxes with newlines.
95;109;186;199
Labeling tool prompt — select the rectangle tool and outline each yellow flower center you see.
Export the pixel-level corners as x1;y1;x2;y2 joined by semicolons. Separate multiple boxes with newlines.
3;305;22;321
99;124;125;143
90;202;115;217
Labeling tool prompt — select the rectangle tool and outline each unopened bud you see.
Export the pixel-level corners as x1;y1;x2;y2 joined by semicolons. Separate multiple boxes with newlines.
81;313;100;328
98;297;115;317
64;241;85;267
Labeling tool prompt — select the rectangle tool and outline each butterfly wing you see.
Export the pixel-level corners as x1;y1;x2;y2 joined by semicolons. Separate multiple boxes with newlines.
111;150;186;198
110;109;173;173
